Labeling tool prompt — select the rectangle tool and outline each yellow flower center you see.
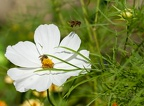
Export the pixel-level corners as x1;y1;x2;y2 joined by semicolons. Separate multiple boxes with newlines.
39;55;54;68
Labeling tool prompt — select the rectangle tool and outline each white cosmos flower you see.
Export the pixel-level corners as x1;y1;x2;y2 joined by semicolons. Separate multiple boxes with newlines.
5;24;91;92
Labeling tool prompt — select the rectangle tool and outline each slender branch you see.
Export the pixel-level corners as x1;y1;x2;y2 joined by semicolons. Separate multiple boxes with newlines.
124;25;130;50
80;0;93;42
47;89;55;106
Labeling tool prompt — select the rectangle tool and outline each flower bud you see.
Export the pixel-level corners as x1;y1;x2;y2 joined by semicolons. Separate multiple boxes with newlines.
121;9;133;19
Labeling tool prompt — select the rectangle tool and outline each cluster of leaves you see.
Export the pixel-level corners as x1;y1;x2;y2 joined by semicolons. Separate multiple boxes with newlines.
101;52;144;105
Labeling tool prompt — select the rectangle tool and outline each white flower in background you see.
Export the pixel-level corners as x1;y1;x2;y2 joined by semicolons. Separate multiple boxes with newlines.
5;24;91;92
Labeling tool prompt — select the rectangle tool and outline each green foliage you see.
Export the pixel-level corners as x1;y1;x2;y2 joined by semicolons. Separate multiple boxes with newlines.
0;0;144;105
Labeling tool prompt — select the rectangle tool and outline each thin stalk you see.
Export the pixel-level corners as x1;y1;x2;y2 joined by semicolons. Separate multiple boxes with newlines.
92;28;104;69
93;0;105;69
80;0;104;69
124;25;130;50
80;2;104;105
93;79;98;106
51;0;68;33
94;0;100;24
134;40;144;53
80;0;93;42
93;0;105;105
47;89;55;106
133;0;136;8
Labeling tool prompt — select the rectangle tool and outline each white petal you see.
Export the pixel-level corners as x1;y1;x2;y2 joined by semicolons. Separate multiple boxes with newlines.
34;24;60;55
7;67;83;92
53;32;81;62
7;68;37;80
51;71;80;86
54;50;91;69
5;41;41;67
68;50;91;69
50;50;91;86
16;75;52;92
60;32;81;50
8;68;52;92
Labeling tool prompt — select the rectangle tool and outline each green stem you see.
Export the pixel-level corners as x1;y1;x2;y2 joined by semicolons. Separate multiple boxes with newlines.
51;0;68;32
94;0;100;23
80;0;93;42
80;0;102;53
93;0;105;69
124;25;130;50
47;89;55;106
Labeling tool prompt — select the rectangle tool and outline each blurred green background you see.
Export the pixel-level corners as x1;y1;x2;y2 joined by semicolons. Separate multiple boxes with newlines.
0;0;144;106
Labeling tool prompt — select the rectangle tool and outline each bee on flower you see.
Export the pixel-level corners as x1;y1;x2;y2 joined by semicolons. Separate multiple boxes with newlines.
5;24;91;92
